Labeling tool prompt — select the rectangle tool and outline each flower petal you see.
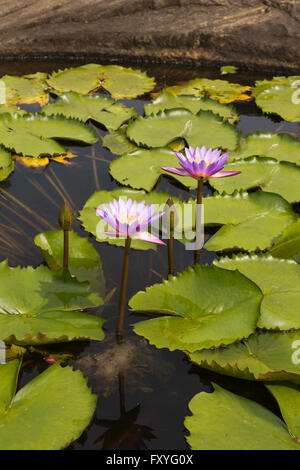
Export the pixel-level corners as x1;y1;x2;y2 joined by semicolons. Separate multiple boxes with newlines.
162;166;191;176
209;170;242;178
131;231;166;245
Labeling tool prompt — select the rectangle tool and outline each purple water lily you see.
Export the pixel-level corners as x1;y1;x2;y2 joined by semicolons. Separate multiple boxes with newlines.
162;145;241;179
96;197;166;246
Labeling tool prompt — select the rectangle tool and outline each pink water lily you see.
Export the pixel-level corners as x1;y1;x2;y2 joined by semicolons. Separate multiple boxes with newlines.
162;145;241;179
95;197;166;245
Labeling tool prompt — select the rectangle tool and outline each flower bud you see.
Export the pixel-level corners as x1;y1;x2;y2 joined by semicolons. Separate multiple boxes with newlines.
58;201;73;231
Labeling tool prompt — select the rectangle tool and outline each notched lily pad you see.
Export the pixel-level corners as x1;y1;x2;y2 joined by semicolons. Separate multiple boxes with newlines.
0;146;14;181
270;219;300;260
0;73;49;106
0;360;97;450
130;264;263;352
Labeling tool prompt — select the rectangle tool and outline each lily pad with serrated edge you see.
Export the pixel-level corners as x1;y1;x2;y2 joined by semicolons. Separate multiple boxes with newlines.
0;73;49;106
0;146;14;181
130;264;263;352
0;359;97;450
0;259;104;345
102;128;138;155
214;254;300;330
270;218;300;260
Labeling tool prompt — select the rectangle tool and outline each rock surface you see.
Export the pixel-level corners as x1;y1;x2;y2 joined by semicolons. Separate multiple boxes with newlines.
0;0;299;72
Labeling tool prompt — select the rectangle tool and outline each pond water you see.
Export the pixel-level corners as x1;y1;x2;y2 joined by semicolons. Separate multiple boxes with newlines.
1;60;299;450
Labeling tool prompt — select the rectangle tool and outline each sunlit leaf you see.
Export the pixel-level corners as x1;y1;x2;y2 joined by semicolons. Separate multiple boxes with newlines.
126;109;239;150
34;230;105;298
229;131;300;165
144;92;239;123
185;383;300;450
0;360;97;450
102;127;138;155
270;219;300;260
215;254;300;330
210;156;300;203
0;73;49;106
0;259;104;345
220;65;238;75
0;104;26;116
42;91;137;131
0;146;14;181
130;264;262;352
14;152;76;168
189;330;300;384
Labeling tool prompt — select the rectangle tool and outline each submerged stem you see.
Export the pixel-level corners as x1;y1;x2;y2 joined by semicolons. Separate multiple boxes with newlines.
117;237;131;340
194;178;203;265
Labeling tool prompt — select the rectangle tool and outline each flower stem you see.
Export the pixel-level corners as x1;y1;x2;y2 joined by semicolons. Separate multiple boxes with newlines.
63;229;69;269
117;237;131;340
167;198;175;275
194;178;203;265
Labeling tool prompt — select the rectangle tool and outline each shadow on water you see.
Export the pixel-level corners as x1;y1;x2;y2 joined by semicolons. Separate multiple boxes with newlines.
2;62;295;449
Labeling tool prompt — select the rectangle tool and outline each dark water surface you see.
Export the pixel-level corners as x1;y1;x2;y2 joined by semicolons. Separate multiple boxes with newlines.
1;61;297;450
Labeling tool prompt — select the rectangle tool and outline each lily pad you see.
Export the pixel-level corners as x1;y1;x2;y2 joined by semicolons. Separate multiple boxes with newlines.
220;65;238;75
79;188;179;250
0;73;49;106
110;147;197;191
47;64;155;99
209;157;300;203
266;382;300;441
214;254;300;330
185;383;300;450
42;91;137;131
0;146;14;182
270;219;300;260
126;109;239;150
253;76;300;121
34;230;105;299
161;78;251;103
102;128;138;155
0;113;97;158
0;360;97;450
229;132;300;165
189;330;300;384
130;264;263;352
0;104;26;116
203;190;295;252
144;92;239;123
0;259;104;345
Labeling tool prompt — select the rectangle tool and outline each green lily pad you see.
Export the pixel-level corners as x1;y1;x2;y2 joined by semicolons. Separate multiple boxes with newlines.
0;113;97;158
47;64;155;99
34;230;105;299
161;78;251;103
0;146;14;182
214;254;300;330
0;360;97;450
144;92;239;123
102;128;138;155
42;91;137;131
210;156;300;203
220;65;238;74
0;105;26;116
253;76;300;121
185;383;300;450
110;147;198;191
189;330;300;384
79;188;179;250
270;219;300;260
266;382;300;441
229;132;300;165
0;73;49;106
0;259;104;345
203;191;296;252
130;264;262;352
126;109;239;150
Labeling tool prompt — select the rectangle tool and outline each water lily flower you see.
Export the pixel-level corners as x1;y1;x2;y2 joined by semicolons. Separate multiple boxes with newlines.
95;197;166;246
162;145;241;179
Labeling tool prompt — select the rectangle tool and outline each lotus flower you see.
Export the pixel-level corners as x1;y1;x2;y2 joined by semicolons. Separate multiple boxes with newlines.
162;145;241;179
96;197;166;245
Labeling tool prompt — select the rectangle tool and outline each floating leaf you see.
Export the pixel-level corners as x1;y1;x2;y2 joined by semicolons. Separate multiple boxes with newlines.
47;64;155;99
102;127;138;155
126;109;239;150
203;191;296;252
215;254;300;330
253;76;300;121
0;260;104;345
144;92;239;123
34;230;105;298
110;147;197;191
229;132;300;165
0;360;97;450
161;78;251;103
210;157;300;203
130;264;262;352
266;382;300;441
0;104;26;116
189;330;300;384
42;91;137;131
270;219;300;260
0;113;97;158
185;383;300;450
14;152;76;168
79;188;179;250
0;146;14;181
220;65;238;75
0;73;49;106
